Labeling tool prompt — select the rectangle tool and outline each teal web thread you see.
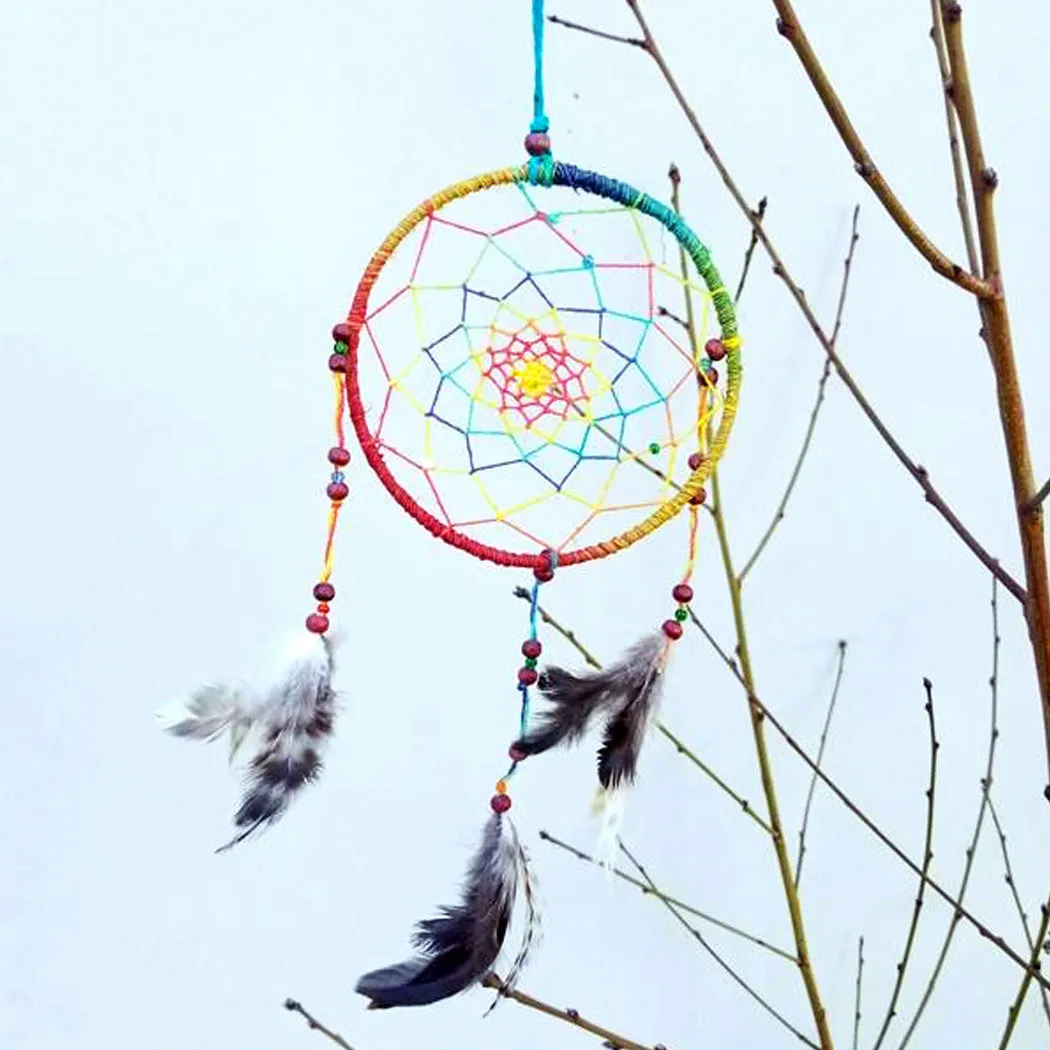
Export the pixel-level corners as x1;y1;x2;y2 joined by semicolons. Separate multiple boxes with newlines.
526;0;554;187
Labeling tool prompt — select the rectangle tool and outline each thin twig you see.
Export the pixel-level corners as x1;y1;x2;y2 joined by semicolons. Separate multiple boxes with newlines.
512;586;770;831
539;830;795;961
548;12;645;49
655;723;772;834
997;896;1050;1049
739;207;859;584
897;581;1001;1048
734;197;768;303
686;607;740;677
617;842;820;1049
284;999;356;1050
988;797;1050;1028
870;678;940;1050
767;0;989;296
853;937;865;1050
1022;475;1050;516
794;640;849;888
928;0;979;272
481;974;660;1050
550;3;1026;604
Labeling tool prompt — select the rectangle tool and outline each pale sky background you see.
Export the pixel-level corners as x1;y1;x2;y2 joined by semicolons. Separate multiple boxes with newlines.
3;2;1050;1049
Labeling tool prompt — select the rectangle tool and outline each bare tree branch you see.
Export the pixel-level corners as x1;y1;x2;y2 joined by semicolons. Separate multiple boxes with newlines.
997;895;1050;1048
928;0;980;271
549;3;1025;604
870;679;940;1050
767;0;989;295
284;999;357;1050
852;936;865;1050
481;974;662;1050
617;842;820;1049
1022;476;1050;516
739;206;859;584
540;830;795;961
988;796;1050;1028
794;640;849;888
899;581;1002;1047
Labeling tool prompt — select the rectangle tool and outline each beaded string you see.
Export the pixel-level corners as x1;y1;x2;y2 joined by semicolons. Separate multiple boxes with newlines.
303;323;357;635
524;0;554;185
655;332;729;664
490;548;559;814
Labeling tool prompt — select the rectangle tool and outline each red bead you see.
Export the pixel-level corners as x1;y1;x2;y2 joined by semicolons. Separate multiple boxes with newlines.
327;481;350;501
534;566;554;582
306;613;329;634
508;743;528;762
328;446;351;466
662;619;684;640
705;337;726;361
332;322;353;345
518;667;539;686
687;452;703;471
689;487;707;506
524;131;550;156
491;793;513;814
328;353;348;373
313;582;336;602
706;367;719;385
672;583;694;604
521;639;542;659
317;601;330;613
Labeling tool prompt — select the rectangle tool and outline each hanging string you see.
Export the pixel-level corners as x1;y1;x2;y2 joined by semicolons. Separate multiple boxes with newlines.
525;0;554;186
530;0;549;134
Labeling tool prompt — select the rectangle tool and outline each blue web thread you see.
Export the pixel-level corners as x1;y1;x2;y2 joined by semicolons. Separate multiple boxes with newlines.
527;0;554;186
505;549;559;780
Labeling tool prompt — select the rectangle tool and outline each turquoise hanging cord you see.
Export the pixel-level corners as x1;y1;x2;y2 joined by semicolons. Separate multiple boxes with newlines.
530;0;549;134
505;550;559;780
526;0;555;186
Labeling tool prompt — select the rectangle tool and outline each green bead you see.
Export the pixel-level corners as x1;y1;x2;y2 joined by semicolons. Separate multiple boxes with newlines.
525;657;538;669
648;442;661;455
674;607;688;622
699;357;712;371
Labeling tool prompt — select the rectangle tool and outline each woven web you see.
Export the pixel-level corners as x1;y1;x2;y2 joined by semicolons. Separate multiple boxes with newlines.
356;181;723;554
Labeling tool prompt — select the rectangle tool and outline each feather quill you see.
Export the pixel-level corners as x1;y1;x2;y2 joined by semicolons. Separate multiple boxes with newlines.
162;632;339;851
355;813;524;1010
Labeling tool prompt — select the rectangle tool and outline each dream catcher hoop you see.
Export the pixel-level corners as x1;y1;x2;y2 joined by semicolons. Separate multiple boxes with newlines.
166;0;742;1013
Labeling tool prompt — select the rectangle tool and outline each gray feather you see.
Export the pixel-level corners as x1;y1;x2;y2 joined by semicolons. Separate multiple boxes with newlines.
513;634;667;780
355;814;520;1009
596;634;666;788
165;634;339;852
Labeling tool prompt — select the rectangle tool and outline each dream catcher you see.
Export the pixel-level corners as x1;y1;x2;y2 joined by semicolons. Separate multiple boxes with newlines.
166;0;741;1013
